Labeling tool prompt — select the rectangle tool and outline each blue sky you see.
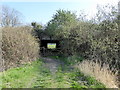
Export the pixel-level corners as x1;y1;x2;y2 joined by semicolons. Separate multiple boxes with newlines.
2;0;118;25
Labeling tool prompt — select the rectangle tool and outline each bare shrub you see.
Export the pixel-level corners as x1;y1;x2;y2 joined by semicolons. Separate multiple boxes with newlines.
0;27;3;72
75;60;119;88
2;27;40;70
1;5;23;27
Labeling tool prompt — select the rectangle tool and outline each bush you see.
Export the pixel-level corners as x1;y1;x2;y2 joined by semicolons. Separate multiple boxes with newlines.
90;31;119;68
2;27;40;70
0;28;3;72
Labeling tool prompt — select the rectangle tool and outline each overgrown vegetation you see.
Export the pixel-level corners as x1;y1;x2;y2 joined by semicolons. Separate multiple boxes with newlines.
2;27;40;70
49;55;119;88
1;2;120;88
38;4;119;88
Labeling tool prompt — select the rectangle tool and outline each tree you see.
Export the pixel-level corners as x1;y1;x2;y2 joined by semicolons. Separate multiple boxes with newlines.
31;22;42;30
45;9;94;55
89;4;120;71
95;4;118;23
45;9;78;39
31;22;44;39
1;6;23;27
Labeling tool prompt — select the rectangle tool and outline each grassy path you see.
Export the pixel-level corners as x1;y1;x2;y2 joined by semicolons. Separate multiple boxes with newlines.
42;57;64;74
32;57;105;88
32;57;75;88
0;57;105;88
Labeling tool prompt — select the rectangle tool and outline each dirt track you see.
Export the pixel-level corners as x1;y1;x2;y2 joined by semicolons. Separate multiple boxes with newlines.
42;57;64;74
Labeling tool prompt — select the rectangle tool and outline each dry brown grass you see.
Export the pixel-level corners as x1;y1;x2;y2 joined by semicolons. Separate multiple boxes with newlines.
75;59;119;88
2;27;40;70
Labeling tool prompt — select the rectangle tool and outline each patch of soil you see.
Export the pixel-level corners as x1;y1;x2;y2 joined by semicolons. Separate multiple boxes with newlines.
42;57;64;74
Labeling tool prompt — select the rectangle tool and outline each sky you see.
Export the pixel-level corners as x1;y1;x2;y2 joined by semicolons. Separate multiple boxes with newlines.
1;0;119;25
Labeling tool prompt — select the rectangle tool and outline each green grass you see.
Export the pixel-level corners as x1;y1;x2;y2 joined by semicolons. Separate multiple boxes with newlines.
46;55;106;88
0;57;106;88
48;55;84;65
33;64;105;88
0;73;2;90
0;60;42;88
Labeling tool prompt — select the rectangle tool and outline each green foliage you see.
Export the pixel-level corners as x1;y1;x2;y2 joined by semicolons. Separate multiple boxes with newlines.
90;4;119;71
49;55;84;65
45;9;96;56
70;81;87;88
45;9;78;39
45;5;119;73
31;22;45;39
31;22;42;30
43;4;119;86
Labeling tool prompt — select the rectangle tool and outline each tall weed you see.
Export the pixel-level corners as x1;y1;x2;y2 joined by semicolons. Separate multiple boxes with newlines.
75;59;119;88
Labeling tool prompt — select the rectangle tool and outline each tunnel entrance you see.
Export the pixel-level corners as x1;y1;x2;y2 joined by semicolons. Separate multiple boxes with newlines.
40;40;61;56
